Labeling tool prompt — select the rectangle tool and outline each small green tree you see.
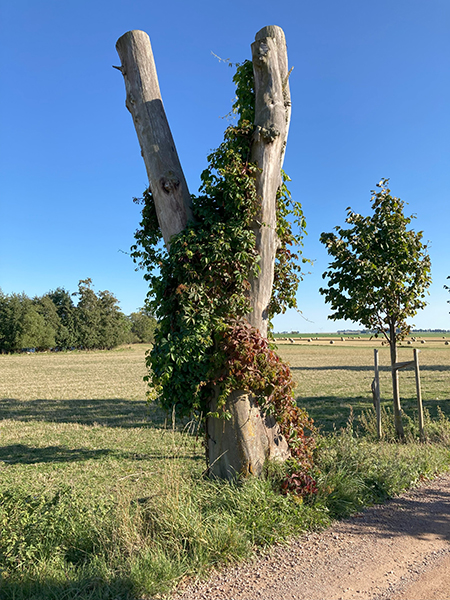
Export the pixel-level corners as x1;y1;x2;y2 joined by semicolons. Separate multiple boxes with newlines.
0;292;25;352
34;295;61;348
97;289;130;349
319;179;431;438
0;292;55;352
20;305;55;350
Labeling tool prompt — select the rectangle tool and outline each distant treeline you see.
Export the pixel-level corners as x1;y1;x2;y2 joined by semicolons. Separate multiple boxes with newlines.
0;278;156;353
338;329;450;334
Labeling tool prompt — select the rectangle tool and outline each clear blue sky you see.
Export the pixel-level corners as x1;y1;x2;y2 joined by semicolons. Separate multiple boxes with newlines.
1;0;449;332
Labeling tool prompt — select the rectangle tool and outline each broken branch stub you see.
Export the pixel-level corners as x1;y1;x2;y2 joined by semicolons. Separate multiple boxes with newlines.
115;30;192;247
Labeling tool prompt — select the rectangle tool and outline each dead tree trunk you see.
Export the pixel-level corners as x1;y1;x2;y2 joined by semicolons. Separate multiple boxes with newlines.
115;30;192;247
115;26;292;479
248;25;291;338
206;26;292;478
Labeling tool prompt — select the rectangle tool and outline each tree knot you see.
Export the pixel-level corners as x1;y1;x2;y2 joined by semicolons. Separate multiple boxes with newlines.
160;172;181;194
255;125;280;143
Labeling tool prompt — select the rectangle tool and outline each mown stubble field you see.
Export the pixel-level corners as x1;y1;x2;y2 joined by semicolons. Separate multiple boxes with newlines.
1;339;449;497
1;339;449;599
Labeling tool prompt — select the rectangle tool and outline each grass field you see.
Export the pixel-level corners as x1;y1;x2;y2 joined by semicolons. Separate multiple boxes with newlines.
280;338;450;431
1;340;449;599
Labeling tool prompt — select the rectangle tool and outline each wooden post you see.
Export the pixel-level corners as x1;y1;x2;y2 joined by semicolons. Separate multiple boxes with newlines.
414;349;425;441
373;349;382;439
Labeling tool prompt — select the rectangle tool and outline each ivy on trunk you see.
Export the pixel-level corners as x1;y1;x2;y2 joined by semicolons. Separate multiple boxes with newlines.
116;26;315;480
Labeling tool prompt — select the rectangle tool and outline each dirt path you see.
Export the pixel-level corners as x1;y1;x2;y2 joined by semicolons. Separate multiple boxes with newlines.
174;472;450;600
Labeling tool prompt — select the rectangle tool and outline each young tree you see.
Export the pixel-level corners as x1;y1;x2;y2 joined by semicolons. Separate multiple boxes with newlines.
116;26;314;479
319;179;431;438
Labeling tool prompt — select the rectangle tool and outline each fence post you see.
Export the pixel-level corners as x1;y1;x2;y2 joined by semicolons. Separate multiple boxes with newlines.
374;349;382;439
413;349;425;441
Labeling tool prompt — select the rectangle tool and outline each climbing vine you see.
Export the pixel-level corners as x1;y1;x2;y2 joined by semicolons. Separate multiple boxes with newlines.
131;59;315;474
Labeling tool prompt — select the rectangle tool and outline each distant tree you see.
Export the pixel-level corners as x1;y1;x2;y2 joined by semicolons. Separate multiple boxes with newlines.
34;295;60;348
73;279;101;350
319;179;431;438
0;292;55;351
0;292;23;352
97;289;130;349
128;309;156;343
20;304;55;350
47;288;78;348
0;283;132;353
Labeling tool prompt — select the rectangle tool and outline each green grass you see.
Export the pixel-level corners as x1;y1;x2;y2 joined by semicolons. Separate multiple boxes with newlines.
1;343;450;599
281;343;450;432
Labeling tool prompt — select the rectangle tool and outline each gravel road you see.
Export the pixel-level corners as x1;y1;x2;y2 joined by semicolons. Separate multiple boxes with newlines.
174;472;450;600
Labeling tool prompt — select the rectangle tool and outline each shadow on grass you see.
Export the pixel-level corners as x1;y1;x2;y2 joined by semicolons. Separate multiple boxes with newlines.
0;576;135;600
298;395;373;432
0;444;113;464
298;395;450;433
291;364;450;372
0;398;167;428
0;443;202;465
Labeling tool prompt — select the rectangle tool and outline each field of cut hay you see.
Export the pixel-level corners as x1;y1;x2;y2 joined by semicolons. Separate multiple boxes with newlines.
1;341;449;599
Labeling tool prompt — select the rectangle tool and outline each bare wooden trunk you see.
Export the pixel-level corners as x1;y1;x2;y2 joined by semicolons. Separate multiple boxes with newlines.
248;26;291;338
115;30;192;247
206;390;290;479
207;26;292;477
115;26;292;479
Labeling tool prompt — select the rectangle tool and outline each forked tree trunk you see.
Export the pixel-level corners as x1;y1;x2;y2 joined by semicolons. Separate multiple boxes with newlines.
115;26;292;479
248;25;291;337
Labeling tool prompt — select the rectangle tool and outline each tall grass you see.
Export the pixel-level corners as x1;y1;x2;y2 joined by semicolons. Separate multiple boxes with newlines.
2;412;449;599
315;409;450;519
